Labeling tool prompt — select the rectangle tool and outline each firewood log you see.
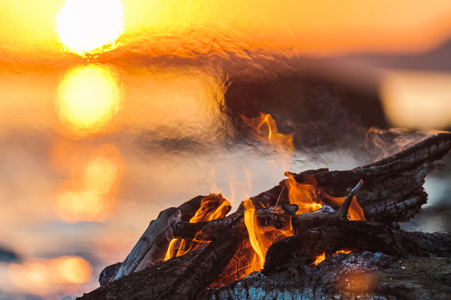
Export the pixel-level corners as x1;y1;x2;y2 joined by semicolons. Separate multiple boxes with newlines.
83;131;451;299
102;195;205;283
199;255;451;300
238;131;451;223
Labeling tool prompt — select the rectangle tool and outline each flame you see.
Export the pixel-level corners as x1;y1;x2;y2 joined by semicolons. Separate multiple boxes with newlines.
312;252;326;266
320;189;366;221
53;143;123;223
243;199;294;271
285;175;323;214
56;64;122;137
243;199;265;270
9;256;92;294
312;250;352;266
286;175;365;220
56;0;124;56
241;113;294;170
164;194;231;260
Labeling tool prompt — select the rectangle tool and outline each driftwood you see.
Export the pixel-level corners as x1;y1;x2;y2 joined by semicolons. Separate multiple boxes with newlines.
80;131;451;299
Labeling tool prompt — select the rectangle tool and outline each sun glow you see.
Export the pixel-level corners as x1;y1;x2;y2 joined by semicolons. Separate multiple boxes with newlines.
53;143;123;223
56;64;122;137
55;0;124;55
9;256;92;294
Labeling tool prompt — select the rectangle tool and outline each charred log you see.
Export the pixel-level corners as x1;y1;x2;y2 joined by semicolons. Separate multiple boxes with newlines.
86;218;451;300
264;221;451;276
81;216;248;300
102;195;216;284
83;132;451;299
173;204;298;241
200;254;451;300
239;131;451;223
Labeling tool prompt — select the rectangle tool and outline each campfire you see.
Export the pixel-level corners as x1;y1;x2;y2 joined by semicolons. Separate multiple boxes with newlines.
78;114;451;299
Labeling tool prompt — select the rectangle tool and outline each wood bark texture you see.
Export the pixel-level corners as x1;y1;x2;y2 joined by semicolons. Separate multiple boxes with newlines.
80;132;451;299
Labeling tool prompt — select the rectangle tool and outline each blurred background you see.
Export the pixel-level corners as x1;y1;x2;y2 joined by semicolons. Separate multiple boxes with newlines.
1;0;451;299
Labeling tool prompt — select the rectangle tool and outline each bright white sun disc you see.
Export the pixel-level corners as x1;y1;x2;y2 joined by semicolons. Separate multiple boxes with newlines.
56;0;124;55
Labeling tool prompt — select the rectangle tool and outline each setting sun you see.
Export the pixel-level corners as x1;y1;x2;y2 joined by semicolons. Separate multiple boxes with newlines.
55;0;124;55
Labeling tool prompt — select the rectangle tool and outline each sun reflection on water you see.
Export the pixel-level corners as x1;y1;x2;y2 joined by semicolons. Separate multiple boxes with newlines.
56;64;122;137
52;143;123;223
8;256;92;295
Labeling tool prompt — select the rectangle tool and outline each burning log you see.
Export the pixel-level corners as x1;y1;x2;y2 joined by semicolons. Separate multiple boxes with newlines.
265;221;451;274
199;255;451;299
239;131;451;223
80;131;451;299
173;204;298;241
100;194;230;284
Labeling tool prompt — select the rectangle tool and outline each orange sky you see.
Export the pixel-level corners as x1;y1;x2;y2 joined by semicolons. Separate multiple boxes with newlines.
1;0;451;60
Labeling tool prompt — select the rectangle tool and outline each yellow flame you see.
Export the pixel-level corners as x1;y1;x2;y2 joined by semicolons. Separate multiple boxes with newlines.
243;199;266;270
56;64;122;137
55;0;124;55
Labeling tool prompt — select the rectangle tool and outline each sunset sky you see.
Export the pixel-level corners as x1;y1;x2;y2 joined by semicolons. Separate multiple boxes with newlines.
1;0;451;59
1;1;451;298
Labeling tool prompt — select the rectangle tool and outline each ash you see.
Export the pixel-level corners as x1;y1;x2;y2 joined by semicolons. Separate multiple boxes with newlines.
318;251;395;276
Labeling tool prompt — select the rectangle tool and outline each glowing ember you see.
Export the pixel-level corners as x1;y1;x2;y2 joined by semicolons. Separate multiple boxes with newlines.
312;250;353;266
312;252;326;266
55;0;124;55
338;271;374;295
56;64;122;137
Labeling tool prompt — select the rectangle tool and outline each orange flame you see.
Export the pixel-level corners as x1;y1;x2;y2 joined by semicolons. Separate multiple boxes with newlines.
312;250;352;266
286;175;365;221
285;174;323;214
320;188;366;221
312;252;326;266
241;174;364;271
164;194;231;260
241;113;294;169
243;199;294;271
